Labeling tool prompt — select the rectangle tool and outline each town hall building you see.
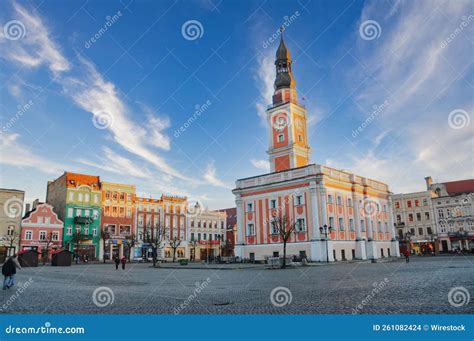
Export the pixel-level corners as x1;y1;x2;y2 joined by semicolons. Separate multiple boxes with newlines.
232;35;399;262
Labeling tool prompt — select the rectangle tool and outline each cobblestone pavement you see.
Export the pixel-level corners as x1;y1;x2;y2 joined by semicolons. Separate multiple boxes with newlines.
1;255;473;314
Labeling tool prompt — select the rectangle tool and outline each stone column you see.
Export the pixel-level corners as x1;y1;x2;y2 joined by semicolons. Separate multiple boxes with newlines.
119;243;124;258
234;195;244;258
354;193;367;260
388;196;400;257
319;187;328;226
109;243;113;259
310;183;321;240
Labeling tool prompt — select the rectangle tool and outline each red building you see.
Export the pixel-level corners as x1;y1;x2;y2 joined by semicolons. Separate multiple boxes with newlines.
20;203;64;260
222;207;237;256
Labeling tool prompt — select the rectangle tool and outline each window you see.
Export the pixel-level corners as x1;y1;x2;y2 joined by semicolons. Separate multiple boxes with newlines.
39;231;46;240
197;233;201;240
68;208;73;217
360;220;366;231
329;217;335;228
408;214;413;222
75;226;81;234
349;219;354;231
52;232;59;241
296;219;306;232
67;226;72;235
270;199;277;209
278;134;284;142
76;208;82;217
247;223;255;236
298;134;303;142
45;217;50;224
425;212;430;220
221;222;224;229
85;209;90;217
112;206;118;216
93;210;99;219
418;228;423;236
120;193;125;201
85;193;90;202
416;213;421;221
126;207;132;218
438;209;444;218
328;195;334;204
84;226;89;235
271;221;278;234
69;192;74;201
203;222;207;228
203;233;207;240
198;221;201;228
384;222;388;232
119;207;125;217
7;225;15;236
377;222;382;232
347;198;352;207
127;193;132;202
415;200;420;207
407;200;412;208
338;218;344;231
191;233;195;241
422;198;428;206
247;203;253;212
396;215;401;223
191;221;195;228
78;193;83;202
427;227;433;235
337;196;342;205
395;201;400;209
94;195;98;204
295;195;303;206
25;231;32;240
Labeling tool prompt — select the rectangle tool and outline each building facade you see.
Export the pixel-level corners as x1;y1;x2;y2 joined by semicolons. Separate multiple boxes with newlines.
46;172;102;259
427;177;474;252
20;202;63;259
222;207;237;256
135;195;187;261
101;182;136;260
187;205;226;261
392;188;437;254
0;188;25;259
232;36;399;262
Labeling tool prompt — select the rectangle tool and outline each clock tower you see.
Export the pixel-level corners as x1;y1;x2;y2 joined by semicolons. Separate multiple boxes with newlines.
267;35;310;172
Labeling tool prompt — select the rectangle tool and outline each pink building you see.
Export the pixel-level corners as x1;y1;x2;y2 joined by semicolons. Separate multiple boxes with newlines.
20;203;64;259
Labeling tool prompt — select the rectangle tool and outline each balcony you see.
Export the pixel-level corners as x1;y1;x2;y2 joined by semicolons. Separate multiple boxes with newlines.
448;231;468;238
74;216;93;224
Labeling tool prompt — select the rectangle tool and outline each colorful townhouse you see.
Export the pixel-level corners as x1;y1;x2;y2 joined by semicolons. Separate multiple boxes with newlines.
46;172;102;260
101;181;136;260
20;202;64;259
232;35;399;262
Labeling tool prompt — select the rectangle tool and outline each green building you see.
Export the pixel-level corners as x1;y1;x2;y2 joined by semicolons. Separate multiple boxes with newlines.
46;172;102;259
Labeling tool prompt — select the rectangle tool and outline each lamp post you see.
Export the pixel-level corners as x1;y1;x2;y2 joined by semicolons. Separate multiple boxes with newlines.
319;224;333;263
405;231;412;255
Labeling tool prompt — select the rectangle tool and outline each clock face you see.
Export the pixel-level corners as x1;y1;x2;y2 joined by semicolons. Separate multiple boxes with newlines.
274;115;288;131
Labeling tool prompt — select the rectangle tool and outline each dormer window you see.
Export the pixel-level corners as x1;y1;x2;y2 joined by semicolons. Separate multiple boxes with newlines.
278;134;284;142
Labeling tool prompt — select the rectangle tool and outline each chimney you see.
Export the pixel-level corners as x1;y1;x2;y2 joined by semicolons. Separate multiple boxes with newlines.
424;176;433;190
25;203;31;214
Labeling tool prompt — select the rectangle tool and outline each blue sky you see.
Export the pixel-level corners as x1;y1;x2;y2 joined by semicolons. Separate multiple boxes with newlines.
0;0;472;209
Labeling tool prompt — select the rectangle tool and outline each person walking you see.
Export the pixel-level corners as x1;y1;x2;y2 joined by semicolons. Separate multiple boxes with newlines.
404;249;410;263
114;255;120;270
120;256;126;270
2;255;21;289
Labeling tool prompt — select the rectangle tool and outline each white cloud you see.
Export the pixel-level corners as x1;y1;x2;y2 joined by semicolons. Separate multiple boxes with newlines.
0;2;70;74
255;50;274;122
204;163;231;189
0;133;65;174
251;158;270;172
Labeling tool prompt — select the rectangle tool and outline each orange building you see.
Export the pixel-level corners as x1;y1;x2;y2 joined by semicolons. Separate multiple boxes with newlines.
232;36;399;262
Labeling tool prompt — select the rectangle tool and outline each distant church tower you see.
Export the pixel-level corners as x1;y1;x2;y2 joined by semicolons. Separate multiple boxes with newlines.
267;34;311;172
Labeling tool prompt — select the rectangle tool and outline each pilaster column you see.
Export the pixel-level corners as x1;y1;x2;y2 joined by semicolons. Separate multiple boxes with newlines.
319;187;328;227
310;183;321;240
353;194;362;240
235;195;244;244
387;196;396;239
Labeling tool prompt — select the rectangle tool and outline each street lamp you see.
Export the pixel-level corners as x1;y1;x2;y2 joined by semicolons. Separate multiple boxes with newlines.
319;224;333;263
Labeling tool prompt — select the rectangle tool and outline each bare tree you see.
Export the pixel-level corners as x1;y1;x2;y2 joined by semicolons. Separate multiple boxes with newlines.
124;233;137;262
146;222;166;267
168;237;181;263
271;214;297;269
1;232;20;256
100;230;110;263
70;231;84;262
